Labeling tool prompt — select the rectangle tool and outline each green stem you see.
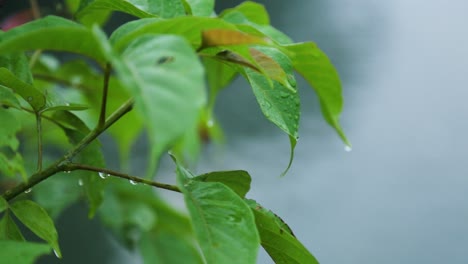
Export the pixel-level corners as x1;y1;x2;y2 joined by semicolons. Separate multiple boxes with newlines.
98;63;111;128
35;112;43;172
1;99;135;201
66;163;181;193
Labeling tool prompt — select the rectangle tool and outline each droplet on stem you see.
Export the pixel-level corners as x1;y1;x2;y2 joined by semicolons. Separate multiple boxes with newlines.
129;179;137;185
24;188;32;194
344;145;352;152
98;172;107;179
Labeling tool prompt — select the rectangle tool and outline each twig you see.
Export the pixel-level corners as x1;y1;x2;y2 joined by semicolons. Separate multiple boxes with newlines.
65;163;181;193
29;0;41;19
1;99;135;201
98;63;111;128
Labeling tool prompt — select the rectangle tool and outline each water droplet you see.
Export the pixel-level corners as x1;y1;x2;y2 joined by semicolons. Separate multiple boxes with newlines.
65;102;70;106
53;249;60;258
129;179;137;185
227;214;241;223
64;171;71;174
207;119;214;128
27;96;33;102
78;179;83;186
24;188;32;194
344;145;352;152
98;172;107;179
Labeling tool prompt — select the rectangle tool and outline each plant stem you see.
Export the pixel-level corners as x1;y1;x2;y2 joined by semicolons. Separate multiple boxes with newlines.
35;112;43;171
1;99;135;201
98;63;111;128
29;0;41;19
65;163;181;193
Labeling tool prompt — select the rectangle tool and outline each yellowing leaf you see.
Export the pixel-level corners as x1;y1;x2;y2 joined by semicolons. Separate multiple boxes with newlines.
200;29;270;49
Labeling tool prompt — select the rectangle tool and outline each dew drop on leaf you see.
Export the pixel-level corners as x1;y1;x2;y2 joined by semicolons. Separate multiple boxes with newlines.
78;179;83;186
129;179;137;185
53;249;59;258
207;119;214;128
24;188;32;194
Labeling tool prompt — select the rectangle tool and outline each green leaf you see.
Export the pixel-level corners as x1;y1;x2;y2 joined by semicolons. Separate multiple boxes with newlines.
200;29;271;49
0;212;25;241
228;1;270;25
285;42;350;146
0;16;107;63
51;110;105;217
203;57;237;107
0;197;7;213
244;47;299;176
183;0;214;16
10;200;62;258
109;34;206;176
0;68;45;111
194;170;251;198
0;241;51;264
0;152;26;180
77;0;187;19
42;88;88;113
176;162;260;264
246;200;319;264
110;16;238;52
0;108;22;150
65;0;111;27
0;85;21;109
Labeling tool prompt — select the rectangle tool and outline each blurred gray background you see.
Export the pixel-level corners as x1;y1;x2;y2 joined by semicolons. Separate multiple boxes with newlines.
3;0;467;263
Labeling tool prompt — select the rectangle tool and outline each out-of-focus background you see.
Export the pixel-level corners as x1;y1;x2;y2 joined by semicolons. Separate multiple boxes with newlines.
3;0;468;263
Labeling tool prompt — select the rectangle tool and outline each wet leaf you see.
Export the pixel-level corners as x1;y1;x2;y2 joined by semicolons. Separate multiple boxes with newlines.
176;162;260;264
246;199;319;264
285;42;350;146
10;200;61;258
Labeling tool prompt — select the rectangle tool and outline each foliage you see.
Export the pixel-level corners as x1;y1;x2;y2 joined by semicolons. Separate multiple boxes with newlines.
0;1;349;263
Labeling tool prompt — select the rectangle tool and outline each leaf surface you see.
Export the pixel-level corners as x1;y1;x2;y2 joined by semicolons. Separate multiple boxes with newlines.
0;241;51;264
0;212;25;241
194;170;251;198
183;0;214;16
246;199;319;264
176;163;260;264
285;42;350;145
10;200;61;258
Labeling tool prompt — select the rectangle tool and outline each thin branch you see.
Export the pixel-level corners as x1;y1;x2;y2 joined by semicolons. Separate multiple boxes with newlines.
66;163;181;193
29;0;41;19
98;63;111;128
35;112;43;171
1;99;135;201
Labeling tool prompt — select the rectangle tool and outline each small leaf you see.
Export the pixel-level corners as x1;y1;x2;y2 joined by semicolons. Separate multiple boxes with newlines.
176;162;260;264
183;0;214;16
194;170;251;198
0;241;51;264
109;34;206;176
10;200;62;258
200;29;270;49
203;57;237;106
285;42;350;146
65;0;111;27
0;212;25;241
0;196;7;213
246;199;319;264
0;108;22;150
0;85;21;109
0;68;45;111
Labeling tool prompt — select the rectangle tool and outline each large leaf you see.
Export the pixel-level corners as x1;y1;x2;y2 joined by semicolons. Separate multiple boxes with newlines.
176;163;260;264
285;42;350;146
110;16;237;51
0;212;25;241
76;0;186;19
194;170;251;198
51;110;105;217
10;200;61;258
244;47;299;176
0;241;51;264
0;16;106;63
183;0;214;16
106;34;206;176
246;200;319;264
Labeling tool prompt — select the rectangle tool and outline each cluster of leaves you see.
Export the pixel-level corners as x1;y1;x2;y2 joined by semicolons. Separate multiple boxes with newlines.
0;0;348;263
